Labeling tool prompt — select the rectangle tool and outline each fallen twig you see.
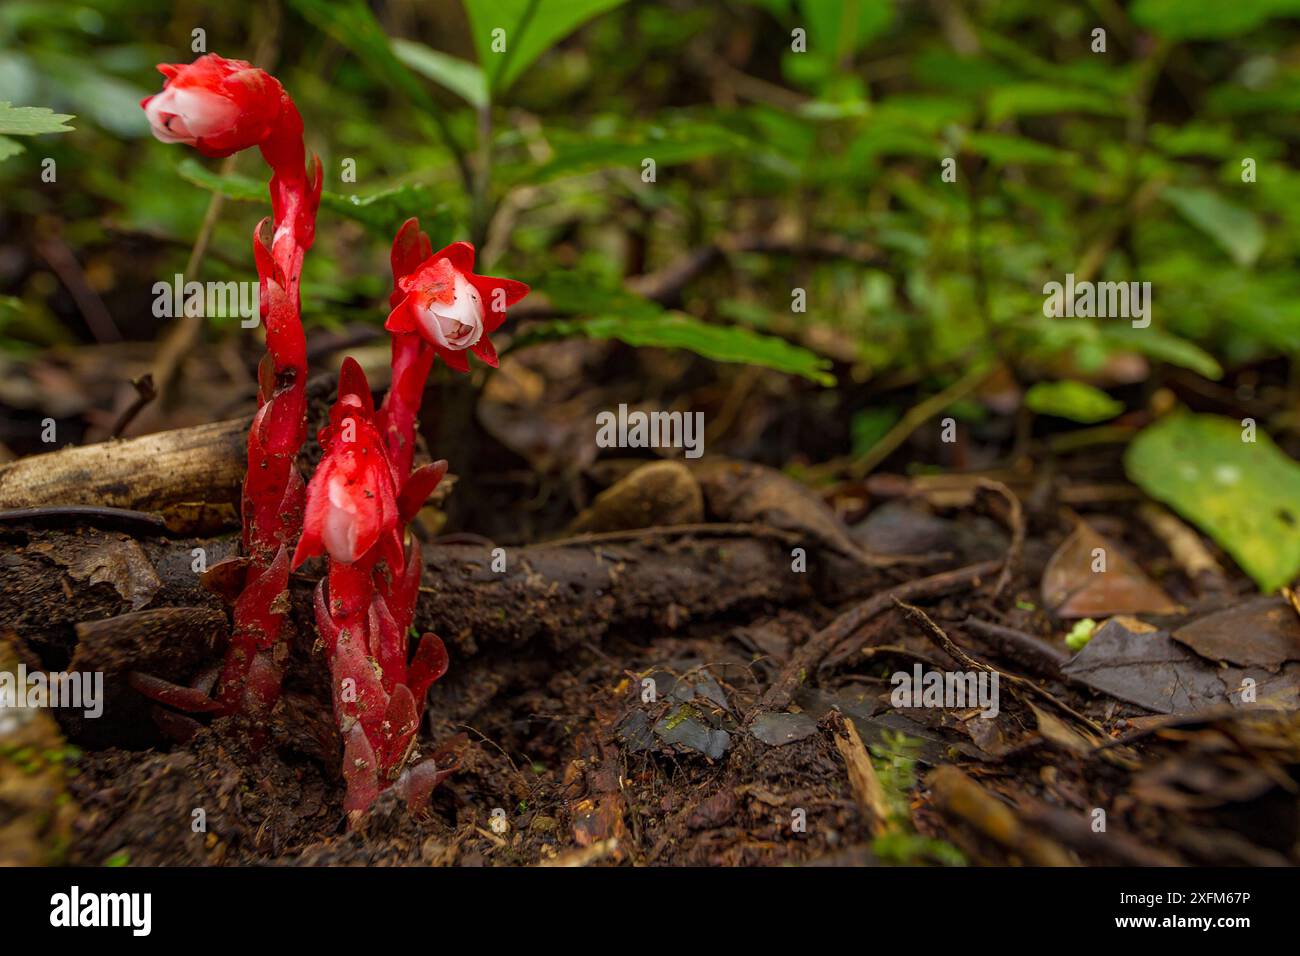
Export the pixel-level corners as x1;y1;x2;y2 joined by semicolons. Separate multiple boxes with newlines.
974;478;1023;599
544;522;802;550
754;559;1000;715
926;765;1073;866
0;505;168;532
961;617;1068;674
830;713;891;837
1138;501;1225;586
846;364;993;479
535;838;620;868
108;374;157;439
895;599;1108;739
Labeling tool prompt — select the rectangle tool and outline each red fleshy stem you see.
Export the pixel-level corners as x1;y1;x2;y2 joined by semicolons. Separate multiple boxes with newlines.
377;218;436;478
220;95;321;723
218;130;321;722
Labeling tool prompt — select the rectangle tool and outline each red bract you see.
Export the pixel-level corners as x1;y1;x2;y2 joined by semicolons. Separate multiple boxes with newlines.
303;359;453;819
136;54;320;728
292;384;400;570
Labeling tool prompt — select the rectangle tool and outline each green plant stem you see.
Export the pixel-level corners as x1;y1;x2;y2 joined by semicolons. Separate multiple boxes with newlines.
848;362;993;478
471;105;493;250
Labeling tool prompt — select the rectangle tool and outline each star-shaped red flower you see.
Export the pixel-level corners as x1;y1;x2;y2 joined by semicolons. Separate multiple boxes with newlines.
384;241;529;372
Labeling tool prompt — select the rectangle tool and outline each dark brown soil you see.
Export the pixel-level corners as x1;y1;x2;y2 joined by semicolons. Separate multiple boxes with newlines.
5;448;1299;867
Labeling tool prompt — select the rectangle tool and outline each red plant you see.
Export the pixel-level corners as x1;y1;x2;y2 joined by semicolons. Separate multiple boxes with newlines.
298;220;528;816
139;60;532;819
138;54;321;724
292;359;450;816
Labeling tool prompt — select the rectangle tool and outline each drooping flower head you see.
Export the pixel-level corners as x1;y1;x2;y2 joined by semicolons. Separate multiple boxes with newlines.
141;53;285;157
293;359;399;569
384;242;529;372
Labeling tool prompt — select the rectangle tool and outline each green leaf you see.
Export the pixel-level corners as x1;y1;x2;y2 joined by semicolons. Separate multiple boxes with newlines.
1097;326;1223;381
464;0;629;94
1024;380;1124;423
0;101;74;136
963;131;1076;167
176;158;451;237
1125;412;1300;592
531;272;661;319
516;312;835;385
34;54;148;137
176;158;265;202
1131;0;1300;40
323;185;453;239
0;135;22;160
797;0;894;61
288;0;438;114
1163;186;1265;267
985;83;1124;124
391;39;488;109
509;119;747;185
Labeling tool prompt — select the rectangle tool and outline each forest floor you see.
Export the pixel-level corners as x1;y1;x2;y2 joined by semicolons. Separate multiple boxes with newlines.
2;341;1299;867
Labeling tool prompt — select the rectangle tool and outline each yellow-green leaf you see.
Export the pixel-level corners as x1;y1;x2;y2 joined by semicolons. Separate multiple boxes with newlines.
1125;412;1300;592
1025;380;1124;423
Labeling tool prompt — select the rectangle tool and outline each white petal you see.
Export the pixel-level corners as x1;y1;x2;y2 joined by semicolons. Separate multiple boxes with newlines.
168;86;240;139
144;89;193;145
416;273;483;351
322;475;360;563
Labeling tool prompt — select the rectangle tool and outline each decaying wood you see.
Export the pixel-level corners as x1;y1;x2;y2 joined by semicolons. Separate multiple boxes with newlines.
414;526;839;654
65;607;228;748
0;525;865;672
927;765;1074;866
1138;502;1226;585
830;713;891;837
0;373;341;515
0;417;247;512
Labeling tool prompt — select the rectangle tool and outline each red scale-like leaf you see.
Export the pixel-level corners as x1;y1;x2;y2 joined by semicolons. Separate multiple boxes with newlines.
393;757;455;813
232;546;291;651
375;682;419;777
337;356;374;415
369;593;406;694
149;705;207;744
128;672;223;713
341;722;381;815
398;460;447;525
408;633;449;707
331;619;388;741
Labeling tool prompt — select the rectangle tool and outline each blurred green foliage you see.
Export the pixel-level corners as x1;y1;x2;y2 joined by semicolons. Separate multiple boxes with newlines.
1;0;1297;399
